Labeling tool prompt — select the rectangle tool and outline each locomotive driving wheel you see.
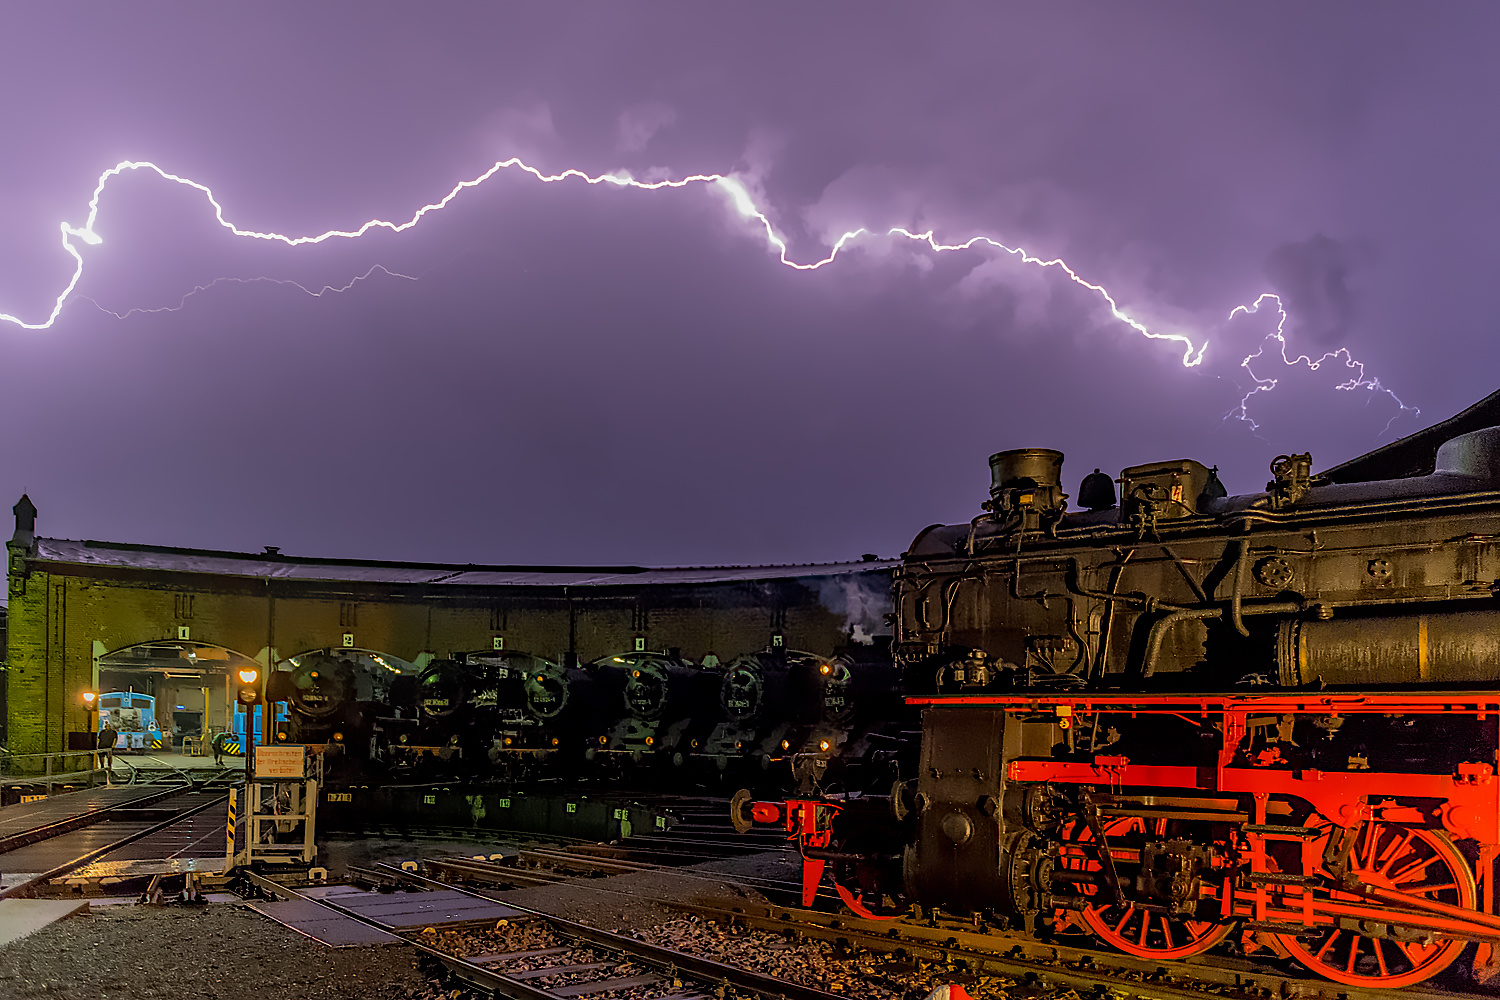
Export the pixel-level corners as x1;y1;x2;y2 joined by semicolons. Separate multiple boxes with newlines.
1269;822;1475;988
1059;816;1233;960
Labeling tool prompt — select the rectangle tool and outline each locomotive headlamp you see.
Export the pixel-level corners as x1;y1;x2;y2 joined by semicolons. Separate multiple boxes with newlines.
819;664;831;675
735;740;744;750
503;737;513;746
82;691;97;708
536;675;544;682
311;671;319;678
645;736;655;746
333;732;344;742
598;735;608;745
818;739;831;752
632;670;641;678
550;737;559;746
781;739;790;750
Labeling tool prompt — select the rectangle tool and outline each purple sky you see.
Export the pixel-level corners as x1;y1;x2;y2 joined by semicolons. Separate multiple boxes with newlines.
2;3;1497;575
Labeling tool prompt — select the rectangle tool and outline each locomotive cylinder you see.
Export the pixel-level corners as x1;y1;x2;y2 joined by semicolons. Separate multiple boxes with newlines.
1278;610;1500;687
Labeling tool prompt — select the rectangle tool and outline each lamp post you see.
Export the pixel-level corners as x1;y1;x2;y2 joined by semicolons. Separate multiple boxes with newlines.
236;667;261;854
81;691;99;780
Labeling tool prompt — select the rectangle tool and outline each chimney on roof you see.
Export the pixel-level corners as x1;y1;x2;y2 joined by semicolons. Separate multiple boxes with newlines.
11;494;36;551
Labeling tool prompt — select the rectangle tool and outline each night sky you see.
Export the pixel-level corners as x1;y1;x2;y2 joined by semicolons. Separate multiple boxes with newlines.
2;3;1496;575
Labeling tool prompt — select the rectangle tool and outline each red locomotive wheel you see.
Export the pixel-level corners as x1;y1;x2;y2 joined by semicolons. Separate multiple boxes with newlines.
1060;816;1233;960
1271;823;1475;989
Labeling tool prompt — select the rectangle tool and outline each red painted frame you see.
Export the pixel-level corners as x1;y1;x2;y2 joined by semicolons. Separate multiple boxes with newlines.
908;691;1500;843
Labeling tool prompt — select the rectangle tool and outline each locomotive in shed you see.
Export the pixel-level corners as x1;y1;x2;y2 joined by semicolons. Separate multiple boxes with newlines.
274;639;909;789
736;400;1500;988
696;646;914;791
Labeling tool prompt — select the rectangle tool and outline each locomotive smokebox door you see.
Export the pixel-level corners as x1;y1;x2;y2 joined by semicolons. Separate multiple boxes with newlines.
905;706;1004;913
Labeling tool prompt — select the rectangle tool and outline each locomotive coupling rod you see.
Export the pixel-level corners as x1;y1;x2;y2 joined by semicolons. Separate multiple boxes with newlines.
1076;789;1124;905
1349;878;1500;935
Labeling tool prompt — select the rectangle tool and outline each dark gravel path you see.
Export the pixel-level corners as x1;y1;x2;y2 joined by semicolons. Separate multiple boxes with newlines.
0;903;449;1000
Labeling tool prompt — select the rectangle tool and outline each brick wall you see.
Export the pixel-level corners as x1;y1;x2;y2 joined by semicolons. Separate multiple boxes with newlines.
5;541;890;757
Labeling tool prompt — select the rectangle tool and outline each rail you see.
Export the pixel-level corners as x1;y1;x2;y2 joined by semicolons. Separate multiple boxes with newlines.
247;866;846;1000
671;895;1474;1000
0;791;227;898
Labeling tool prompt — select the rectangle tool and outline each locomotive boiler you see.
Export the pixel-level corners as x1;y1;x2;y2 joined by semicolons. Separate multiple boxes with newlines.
738;416;1500;989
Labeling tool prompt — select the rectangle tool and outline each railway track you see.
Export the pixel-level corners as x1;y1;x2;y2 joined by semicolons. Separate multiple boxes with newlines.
244;867;844;1000
322;854;1498;1000
0;788;228;898
669;896;1491;1000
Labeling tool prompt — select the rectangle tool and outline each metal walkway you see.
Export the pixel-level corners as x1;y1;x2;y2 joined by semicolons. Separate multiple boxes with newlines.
0;785;185;853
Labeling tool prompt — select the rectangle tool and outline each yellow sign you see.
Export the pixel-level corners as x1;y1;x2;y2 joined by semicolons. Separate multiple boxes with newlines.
254;745;307;779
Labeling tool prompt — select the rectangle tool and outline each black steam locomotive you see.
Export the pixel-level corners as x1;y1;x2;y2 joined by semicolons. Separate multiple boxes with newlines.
274;640;907;790
737;402;1500;988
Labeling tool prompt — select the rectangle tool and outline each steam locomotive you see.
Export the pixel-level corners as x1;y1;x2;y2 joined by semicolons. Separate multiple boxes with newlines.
275;641;907;790
736;409;1500;988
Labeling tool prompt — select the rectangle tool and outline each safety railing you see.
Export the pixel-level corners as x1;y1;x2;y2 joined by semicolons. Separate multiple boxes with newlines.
0;747;137;791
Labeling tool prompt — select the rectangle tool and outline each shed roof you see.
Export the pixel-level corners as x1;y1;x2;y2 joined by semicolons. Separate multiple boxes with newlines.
25;536;896;589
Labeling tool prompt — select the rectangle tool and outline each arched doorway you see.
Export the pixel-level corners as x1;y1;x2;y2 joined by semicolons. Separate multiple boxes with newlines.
96;640;261;751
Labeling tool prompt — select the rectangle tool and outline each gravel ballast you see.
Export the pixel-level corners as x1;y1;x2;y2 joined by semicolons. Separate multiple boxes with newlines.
0;903;447;1000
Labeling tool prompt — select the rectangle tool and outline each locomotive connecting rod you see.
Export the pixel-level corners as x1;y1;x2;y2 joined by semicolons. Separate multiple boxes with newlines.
1342;878;1500;936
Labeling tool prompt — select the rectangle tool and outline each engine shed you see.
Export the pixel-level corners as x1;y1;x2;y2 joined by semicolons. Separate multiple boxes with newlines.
3;497;893;764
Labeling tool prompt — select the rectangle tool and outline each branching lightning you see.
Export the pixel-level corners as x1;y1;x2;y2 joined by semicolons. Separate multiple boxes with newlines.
0;155;1411;431
1225;293;1417;432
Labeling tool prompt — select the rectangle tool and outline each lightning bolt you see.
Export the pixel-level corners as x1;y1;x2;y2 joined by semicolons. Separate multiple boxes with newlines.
1225;293;1417;432
3;158;1198;369
79;264;418;320
0;155;1407;431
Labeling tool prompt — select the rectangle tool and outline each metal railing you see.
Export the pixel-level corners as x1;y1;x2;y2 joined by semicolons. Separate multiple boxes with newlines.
0;747;137;792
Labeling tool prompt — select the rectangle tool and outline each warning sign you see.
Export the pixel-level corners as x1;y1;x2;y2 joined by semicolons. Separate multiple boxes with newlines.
254;745;307;779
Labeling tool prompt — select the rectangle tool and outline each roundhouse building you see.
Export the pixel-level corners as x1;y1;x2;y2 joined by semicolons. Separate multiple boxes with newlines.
4;496;893;764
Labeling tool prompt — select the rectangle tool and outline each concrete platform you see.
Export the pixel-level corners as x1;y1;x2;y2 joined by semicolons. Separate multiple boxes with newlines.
0;899;89;947
116;752;243;773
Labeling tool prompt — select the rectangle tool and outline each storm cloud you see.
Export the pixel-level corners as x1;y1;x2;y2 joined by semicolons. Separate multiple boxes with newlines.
0;4;1497;570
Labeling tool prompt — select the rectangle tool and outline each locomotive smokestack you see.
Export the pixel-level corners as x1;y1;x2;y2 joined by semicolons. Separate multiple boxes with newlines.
984;449;1067;528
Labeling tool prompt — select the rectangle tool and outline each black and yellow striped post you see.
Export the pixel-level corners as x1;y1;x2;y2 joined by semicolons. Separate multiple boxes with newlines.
225;788;238;864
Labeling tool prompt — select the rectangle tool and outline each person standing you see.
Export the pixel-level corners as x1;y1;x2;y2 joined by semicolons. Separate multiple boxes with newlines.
98;721;119;776
212;730;229;767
